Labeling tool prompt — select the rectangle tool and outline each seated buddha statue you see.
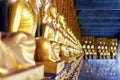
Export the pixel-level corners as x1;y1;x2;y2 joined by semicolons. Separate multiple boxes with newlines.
43;6;57;27
60;36;70;57
0;32;35;75
8;0;41;36
41;24;55;41
56;14;66;31
56;33;70;57
56;15;72;57
54;29;63;43
35;37;60;62
41;5;55;38
55;14;65;43
35;23;61;62
60;45;70;57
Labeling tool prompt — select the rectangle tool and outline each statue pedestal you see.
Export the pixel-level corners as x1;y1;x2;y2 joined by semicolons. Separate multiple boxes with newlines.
36;60;65;74
0;65;44;80
61;56;72;63
44;68;67;80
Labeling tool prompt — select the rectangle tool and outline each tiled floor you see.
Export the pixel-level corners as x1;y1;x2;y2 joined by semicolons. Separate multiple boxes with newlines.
78;59;120;80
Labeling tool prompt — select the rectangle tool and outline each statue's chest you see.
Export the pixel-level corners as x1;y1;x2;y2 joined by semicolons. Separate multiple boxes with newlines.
21;5;35;22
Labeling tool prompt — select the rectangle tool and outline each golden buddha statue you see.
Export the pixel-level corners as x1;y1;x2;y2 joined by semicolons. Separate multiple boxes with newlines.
35;3;65;74
54;28;69;58
41;24;55;41
40;5;57;41
56;14;67;37
35;37;61;62
56;31;69;57
92;49;97;59
43;6;57;25
38;22;61;62
35;37;64;74
55;14;66;46
55;29;63;43
0;32;36;75
36;19;61;62
8;0;41;36
41;11;66;62
37;3;61;63
60;44;70;57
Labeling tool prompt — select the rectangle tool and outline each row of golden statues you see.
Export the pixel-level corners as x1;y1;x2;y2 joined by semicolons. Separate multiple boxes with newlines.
0;0;82;77
82;36;118;59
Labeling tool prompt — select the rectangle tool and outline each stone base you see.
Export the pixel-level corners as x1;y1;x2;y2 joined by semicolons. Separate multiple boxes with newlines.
67;57;83;80
61;56;72;63
44;68;67;80
54;68;67;80
36;60;65;74
0;65;44;80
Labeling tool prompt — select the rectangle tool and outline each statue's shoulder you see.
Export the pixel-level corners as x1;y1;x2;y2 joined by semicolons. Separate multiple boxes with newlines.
8;0;24;6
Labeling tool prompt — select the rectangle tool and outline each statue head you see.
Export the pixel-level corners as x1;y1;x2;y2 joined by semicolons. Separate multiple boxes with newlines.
56;14;67;30
47;6;57;19
56;14;65;24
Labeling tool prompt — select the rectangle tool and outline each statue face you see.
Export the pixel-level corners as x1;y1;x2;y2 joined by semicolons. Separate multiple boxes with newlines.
57;15;65;24
60;16;64;23
49;7;57;18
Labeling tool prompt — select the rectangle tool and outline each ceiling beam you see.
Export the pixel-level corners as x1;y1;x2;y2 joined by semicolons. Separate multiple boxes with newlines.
81;23;120;25
81;29;120;33
75;1;120;10
80;25;120;28
81;31;120;33
79;19;120;24
81;32;119;36
75;0;120;38
78;17;120;19
77;10;120;19
81;27;120;32
75;0;120;3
